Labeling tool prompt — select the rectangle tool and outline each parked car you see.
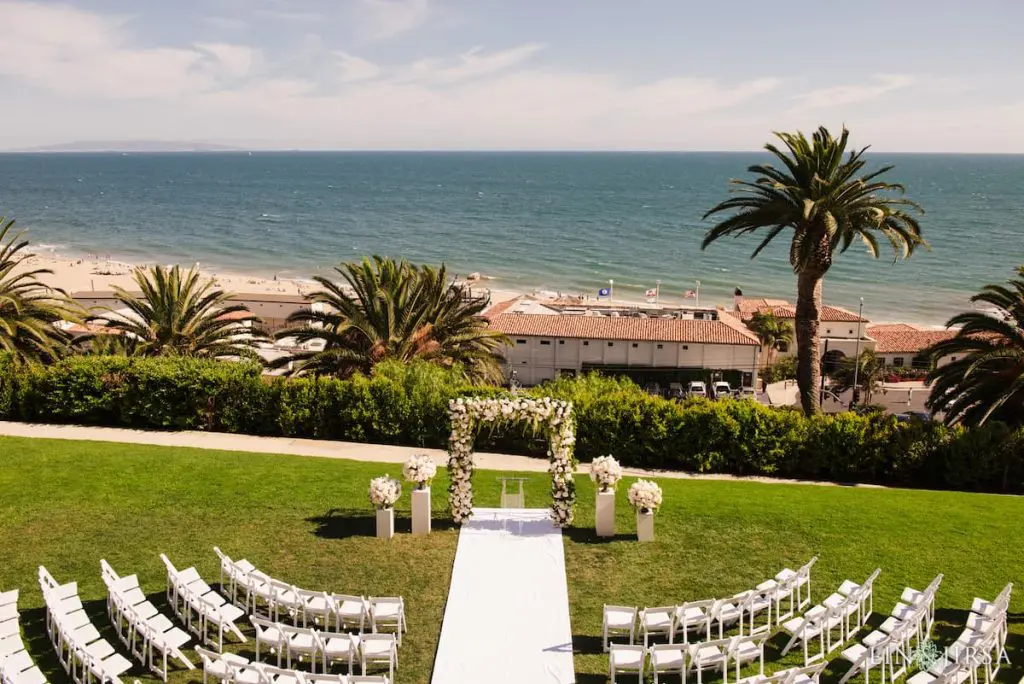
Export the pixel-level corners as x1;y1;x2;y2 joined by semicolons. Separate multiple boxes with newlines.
712;381;732;399
643;382;662;397
667;382;686;400
739;386;756;400
687;381;707;398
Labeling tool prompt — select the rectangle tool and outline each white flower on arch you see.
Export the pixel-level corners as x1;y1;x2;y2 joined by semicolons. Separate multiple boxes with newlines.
447;396;578;527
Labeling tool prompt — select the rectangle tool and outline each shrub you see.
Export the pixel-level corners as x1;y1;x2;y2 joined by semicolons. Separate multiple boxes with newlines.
1;358;1020;494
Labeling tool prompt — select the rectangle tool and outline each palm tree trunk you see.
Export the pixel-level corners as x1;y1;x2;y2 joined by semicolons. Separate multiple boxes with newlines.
796;271;824;415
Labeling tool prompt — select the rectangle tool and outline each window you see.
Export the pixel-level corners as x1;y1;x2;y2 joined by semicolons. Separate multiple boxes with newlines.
515;339;526;345
582;340;589;347
778;342;789;353
631;343;638;348
656;344;664;350
558;340;565;345
682;345;689;351
848;329;854;335
826;329;831;335
950;356;957;362
608;342;614;347
893;357;905;367
540;340;551;346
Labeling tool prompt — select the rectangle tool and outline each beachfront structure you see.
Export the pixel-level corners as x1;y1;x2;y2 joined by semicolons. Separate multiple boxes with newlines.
485;297;761;388
866;324;958;369
734;296;872;366
71;290;313;333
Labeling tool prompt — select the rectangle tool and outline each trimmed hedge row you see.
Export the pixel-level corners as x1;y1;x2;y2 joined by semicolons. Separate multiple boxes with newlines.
1;355;1021;494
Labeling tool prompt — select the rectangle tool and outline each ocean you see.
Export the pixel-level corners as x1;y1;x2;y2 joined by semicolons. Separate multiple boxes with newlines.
1;151;1022;325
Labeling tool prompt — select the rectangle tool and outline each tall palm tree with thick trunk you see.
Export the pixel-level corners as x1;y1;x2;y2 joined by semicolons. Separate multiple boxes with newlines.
0;217;75;364
274;256;507;382
703;127;925;415
747;311;793;366
926;266;1024;427
92;265;265;358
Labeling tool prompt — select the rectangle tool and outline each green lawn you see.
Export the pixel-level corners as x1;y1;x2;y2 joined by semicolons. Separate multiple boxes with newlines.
0;436;1021;684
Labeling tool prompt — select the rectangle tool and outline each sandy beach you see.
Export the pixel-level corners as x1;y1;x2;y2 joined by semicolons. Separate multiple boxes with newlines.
20;253;525;306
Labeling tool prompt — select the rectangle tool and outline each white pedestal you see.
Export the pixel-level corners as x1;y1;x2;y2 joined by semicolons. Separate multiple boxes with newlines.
412;488;432;536
376;508;395;539
596;491;615;537
636;510;655;542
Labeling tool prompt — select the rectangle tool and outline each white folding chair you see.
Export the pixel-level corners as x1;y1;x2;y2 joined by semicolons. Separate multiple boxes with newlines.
609;644;645;684
295;589;335;629
332;595;368;633
315;630;358;673
359;633;397;682
368;598;405;646
728;634;766;681
639;606;675;647
649;643;685;684
602;605;637;651
686;636;730;684
285;625;319;671
251;616;288;667
675;598;715;645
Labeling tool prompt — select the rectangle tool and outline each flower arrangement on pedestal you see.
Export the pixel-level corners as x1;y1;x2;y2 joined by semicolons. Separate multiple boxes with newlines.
402;454;437;490
590;455;623;493
369;475;402;510
448;396;577;527
627;479;663;514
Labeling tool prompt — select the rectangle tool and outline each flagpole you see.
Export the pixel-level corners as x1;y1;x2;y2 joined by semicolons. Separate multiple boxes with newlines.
656;279;661;304
695;280;701;307
609;279;614;302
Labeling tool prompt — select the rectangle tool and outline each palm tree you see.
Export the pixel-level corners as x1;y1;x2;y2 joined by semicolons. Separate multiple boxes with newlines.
702;126;925;415
0;217;75;364
926;266;1024;427
92;264;265;358
273;256;507;382
747;311;793;366
830;349;886;407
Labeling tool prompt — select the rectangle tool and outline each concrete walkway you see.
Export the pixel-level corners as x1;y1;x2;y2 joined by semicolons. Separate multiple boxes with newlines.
0;421;870;487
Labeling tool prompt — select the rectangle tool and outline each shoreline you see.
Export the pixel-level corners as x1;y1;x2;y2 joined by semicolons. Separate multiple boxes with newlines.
20;250;958;331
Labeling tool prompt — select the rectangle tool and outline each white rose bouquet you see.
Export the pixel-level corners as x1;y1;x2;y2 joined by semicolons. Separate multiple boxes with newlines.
590;455;623;493
369;475;402;510
627;479;663;514
403;454;437;490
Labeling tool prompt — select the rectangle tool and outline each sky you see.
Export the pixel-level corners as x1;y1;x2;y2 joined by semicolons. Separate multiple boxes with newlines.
2;0;1024;152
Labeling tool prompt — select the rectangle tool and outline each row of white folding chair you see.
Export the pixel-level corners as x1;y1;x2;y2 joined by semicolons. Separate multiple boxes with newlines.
875;575;944;651
159;554;246;650
194;646;391;684
607;557;819;653
38;566;133;684
249;618;399;680
610;634;766;684
0;589;47;684
946;587;1012;684
838;607;920;684
100;560;194;681
780;570;881;665
738;662;830;684
215;549;403;640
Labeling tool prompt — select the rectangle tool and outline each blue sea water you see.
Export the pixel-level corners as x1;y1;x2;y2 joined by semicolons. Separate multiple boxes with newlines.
1;151;1022;325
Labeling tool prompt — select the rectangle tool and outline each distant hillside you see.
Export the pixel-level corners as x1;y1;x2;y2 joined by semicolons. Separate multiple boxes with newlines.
8;140;243;153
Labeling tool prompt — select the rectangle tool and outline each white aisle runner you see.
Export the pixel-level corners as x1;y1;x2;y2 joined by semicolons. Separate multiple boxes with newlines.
430;508;575;684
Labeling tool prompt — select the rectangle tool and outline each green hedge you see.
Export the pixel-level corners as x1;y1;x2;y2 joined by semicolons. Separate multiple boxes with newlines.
1;355;1021;494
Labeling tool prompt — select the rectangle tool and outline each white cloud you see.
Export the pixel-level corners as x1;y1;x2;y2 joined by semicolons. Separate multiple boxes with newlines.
795;74;915;108
336;52;381;82
196;43;258;79
354;0;430;40
403;44;544;84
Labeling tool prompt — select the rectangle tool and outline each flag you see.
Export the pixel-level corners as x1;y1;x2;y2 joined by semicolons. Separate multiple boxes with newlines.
684;290;697;298
598;287;611;297
645;288;658;297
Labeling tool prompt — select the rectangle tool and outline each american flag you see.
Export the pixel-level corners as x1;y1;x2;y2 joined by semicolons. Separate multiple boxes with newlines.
684;290;697;298
645;288;658;297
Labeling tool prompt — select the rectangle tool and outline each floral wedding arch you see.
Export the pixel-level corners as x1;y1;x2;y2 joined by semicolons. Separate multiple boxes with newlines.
447;396;577;527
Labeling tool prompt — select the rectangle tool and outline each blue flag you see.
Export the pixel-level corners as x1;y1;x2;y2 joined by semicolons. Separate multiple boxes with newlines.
598;287;611;297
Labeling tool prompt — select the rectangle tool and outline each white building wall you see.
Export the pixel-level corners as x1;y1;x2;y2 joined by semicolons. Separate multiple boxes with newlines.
499;335;760;386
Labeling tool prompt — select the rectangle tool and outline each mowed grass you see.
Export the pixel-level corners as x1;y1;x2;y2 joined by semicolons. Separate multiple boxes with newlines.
0;436;1022;684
